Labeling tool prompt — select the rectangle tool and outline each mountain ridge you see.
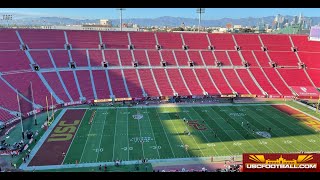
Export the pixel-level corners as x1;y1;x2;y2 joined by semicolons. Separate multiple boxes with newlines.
3;15;320;27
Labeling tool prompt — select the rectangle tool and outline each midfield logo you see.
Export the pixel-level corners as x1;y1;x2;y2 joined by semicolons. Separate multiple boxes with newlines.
187;120;207;130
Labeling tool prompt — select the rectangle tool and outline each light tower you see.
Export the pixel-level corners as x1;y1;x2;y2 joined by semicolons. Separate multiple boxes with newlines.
2;14;13;28
117;8;126;31
196;8;205;33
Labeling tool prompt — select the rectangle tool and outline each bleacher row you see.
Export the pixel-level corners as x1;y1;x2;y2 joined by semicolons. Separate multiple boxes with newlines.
0;29;320;122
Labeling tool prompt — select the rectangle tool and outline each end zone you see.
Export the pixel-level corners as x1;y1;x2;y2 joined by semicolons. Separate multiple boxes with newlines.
23;109;86;167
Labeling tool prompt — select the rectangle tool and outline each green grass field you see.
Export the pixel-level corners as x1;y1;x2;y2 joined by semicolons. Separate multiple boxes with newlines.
59;103;320;165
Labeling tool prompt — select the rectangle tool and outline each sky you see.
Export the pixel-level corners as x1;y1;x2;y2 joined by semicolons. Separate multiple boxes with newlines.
0;8;319;20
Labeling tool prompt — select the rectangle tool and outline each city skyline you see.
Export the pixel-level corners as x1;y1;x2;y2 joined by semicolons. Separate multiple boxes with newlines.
0;8;320;20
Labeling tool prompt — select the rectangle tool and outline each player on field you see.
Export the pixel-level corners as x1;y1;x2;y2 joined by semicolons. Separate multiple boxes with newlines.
184;144;189;151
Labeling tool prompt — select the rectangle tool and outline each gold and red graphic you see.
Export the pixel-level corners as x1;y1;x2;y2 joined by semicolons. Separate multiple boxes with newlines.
187;120;207;130
272;105;320;131
243;153;320;172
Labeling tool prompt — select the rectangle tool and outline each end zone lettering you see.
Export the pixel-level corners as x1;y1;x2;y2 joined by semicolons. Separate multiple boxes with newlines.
47;120;80;142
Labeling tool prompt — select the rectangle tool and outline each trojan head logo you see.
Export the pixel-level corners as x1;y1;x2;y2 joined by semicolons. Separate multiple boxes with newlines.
249;154;313;164
133;114;143;120
300;87;307;93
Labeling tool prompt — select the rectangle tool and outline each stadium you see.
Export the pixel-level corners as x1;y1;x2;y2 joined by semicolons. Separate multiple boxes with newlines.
1;8;320;172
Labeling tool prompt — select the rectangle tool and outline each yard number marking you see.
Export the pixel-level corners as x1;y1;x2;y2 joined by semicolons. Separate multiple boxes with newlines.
150;146;161;149
93;148;103;152
283;140;292;144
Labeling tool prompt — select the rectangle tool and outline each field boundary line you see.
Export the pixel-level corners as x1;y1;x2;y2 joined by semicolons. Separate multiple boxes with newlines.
293;100;318;112
96;109;108;162
79;110;96;163
246;106;302;152
187;107;226;156
153;109;176;158
22;155;243;171
265;105;320;150
24;149;320;171
112;108;118;161
226;106;279;153
126;108;129;161
157;108;191;157
66;103;282;110
144;108;161;159
177;109;205;157
285;103;320;122
205;106;257;153
136;109;146;159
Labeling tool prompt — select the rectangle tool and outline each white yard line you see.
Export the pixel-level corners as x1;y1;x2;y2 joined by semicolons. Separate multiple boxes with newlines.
79;110;96;163
126;108;130;161
143;107;161;159
62;109;88;164
136;108;146;159
112;108;118;161
204;106;257;153
153;109;177;158
157;108;191;157
243;106;306;152
182;107;219;156
95;109;108;162
176;112;205;157
189;107;233;155
283;104;320;149
218;106;276;153
286;103;320;122
236;105;310;153
261;105;317;151
222;106;278;152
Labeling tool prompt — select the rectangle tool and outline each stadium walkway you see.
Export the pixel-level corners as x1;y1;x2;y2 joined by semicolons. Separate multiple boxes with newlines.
20;155;242;171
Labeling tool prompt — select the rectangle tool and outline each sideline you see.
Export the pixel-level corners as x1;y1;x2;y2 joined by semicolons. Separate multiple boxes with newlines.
19;109;67;170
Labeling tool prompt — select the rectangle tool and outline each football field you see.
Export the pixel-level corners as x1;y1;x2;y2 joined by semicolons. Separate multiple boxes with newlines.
57;103;320;165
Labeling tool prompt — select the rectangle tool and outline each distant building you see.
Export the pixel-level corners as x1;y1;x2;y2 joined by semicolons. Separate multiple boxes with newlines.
219;28;227;33
309;26;320;41
181;22;185;29
273;14;289;29
100;19;112;27
40;18;141;31
40;25;140;31
133;24;139;28
292;16;298;25
233;25;242;29
122;23;128;28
